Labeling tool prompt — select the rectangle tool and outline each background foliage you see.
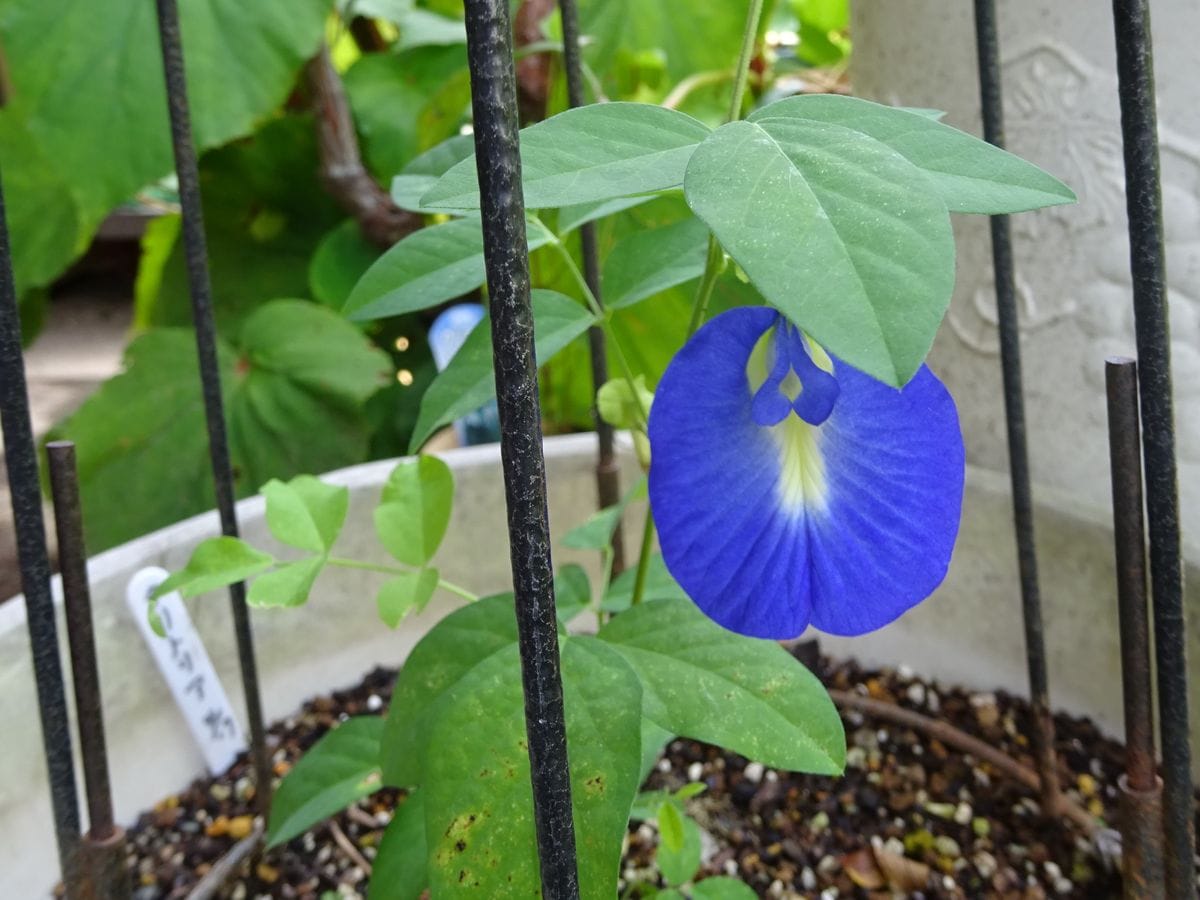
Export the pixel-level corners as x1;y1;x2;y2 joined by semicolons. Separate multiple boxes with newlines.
0;0;850;550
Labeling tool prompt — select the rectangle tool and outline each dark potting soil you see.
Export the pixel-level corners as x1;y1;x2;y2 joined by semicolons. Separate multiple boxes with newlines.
114;653;1186;899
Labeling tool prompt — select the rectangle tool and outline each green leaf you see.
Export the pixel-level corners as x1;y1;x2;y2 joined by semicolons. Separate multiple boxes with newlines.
562;476;647;551
684;118;954;386
555;564;592;626
557;196;654;235
657;809;701;886
421;637;642;899
52;300;389;551
408;290;595;452
309;219;383;309
382;595;519;787
596;377;654;431
0;112;83;295
374;456;454;567
140;116;343;330
603;217;710;310
343;216;556;322
262;476;350;554
749;95;1075;214
0;0;328;253
390;133;477;211
247;557;325;609
377;568;441;628
601;553;686;613
599;598;845;775
422;103;712;210
639;719;675;785
153;537;274;600
370;792;429;900
577;0;745;89
344;46;469;182
657;801;685;853
266;717;385;848
690;877;759;900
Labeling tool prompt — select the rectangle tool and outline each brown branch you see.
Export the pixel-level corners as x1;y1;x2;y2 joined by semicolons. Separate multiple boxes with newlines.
329;820;373;875
514;0;557;122
306;44;422;248
830;689;1100;836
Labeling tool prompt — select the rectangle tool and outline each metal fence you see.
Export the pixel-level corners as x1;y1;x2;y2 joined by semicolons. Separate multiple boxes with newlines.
0;0;1190;897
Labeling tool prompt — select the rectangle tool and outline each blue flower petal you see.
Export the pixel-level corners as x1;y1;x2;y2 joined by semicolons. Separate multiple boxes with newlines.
648;306;964;639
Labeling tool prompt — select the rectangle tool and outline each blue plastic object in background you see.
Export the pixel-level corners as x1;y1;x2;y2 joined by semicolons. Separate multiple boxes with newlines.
427;304;501;445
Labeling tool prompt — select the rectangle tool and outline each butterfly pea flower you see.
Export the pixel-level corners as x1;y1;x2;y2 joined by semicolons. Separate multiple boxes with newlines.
648;306;964;640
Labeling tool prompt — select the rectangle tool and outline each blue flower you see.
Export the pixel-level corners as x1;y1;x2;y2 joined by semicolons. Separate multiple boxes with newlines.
648;307;964;639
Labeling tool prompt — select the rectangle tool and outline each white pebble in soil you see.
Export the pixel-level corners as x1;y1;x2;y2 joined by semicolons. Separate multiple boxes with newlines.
743;761;764;783
687;761;703;782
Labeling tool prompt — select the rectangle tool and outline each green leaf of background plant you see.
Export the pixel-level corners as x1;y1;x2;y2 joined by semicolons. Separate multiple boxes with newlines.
0;113;83;295
50;301;389;550
408;290;595;452
262;476;350;554
599;598;845;775
421;637;642;899
557;196;654;235
657;809;702;886
369;791;428;900
153;537;274;600
382;594;519;787
344;46;470;183
577;0;745;89
423;103;712;210
309;220;384;309
602;553;687;613
554;564;592;626
657;801;685;853
377;568;441;628
138;116;343;330
374;456;455;567
749;95;1075;214
603;217;710;309
0;0;328;291
343;216;555;322
684;118;954;386
266;717;385;848
690;877;759;900
562;477;647;551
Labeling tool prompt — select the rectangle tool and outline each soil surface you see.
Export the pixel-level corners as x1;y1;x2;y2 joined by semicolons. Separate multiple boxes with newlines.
114;652;1187;899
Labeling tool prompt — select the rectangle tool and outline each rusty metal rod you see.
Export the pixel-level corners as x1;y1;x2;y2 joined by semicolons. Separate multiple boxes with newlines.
0;163;81;884
1105;358;1166;899
1109;3;1194;895
557;0;625;573
971;0;1062;817
152;0;272;815
47;441;115;841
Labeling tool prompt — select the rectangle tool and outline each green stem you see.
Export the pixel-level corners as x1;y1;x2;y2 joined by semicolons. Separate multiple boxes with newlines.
630;508;656;606
326;556;478;601
725;0;766;124
548;235;650;428
685;238;725;339
682;0;765;345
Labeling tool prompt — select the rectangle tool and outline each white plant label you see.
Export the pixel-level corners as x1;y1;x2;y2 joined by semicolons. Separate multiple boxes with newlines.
126;567;247;773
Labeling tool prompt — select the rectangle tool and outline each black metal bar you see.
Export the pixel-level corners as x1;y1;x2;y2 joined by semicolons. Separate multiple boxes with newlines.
557;0;625;574
152;0;271;816
1105;358;1166;899
0;166;81;880
46;441;114;840
971;0;1062;815
1109;3;1194;894
461;0;580;896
